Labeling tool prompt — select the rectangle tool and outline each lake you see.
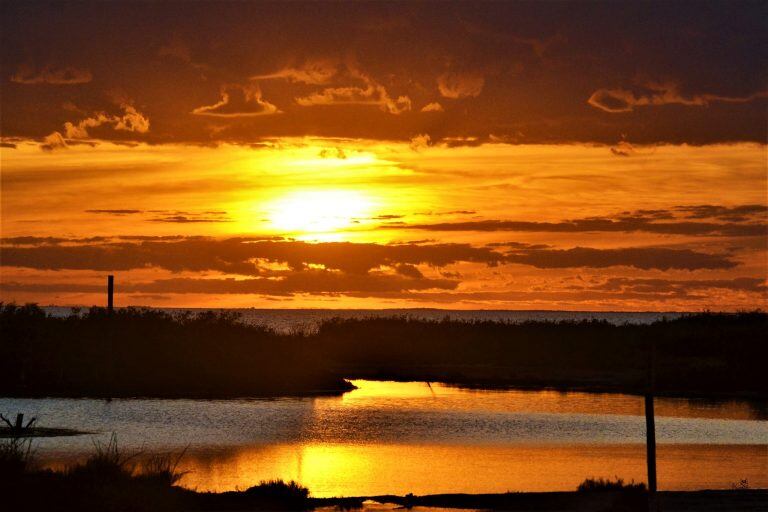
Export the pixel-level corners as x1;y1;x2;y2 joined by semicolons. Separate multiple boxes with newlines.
2;380;765;497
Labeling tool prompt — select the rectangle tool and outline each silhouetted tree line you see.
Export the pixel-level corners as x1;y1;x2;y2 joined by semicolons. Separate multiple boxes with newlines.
314;312;767;397
0;304;350;397
1;304;765;398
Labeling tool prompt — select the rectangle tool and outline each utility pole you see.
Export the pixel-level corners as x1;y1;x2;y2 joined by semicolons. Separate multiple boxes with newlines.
645;339;658;511
107;275;114;313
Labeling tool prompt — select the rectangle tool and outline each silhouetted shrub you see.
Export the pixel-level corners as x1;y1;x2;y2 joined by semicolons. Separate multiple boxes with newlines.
578;476;646;492
244;479;310;509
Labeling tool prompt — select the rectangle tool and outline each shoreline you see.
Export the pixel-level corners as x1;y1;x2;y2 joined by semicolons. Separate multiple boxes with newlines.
2;379;766;402
199;489;768;511
3;306;766;402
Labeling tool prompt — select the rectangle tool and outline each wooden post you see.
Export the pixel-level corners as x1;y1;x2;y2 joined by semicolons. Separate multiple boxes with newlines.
645;394;657;489
107;275;114;312
15;413;23;431
645;340;658;511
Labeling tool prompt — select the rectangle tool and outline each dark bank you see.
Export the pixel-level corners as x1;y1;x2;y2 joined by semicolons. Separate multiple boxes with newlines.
1;303;766;400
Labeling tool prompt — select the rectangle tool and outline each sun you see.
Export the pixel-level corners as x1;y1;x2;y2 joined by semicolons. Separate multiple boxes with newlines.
267;189;372;235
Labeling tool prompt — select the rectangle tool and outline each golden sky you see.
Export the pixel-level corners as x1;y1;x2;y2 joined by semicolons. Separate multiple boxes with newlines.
1;2;766;310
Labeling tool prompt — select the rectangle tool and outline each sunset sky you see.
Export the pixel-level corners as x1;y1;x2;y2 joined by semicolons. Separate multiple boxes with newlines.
1;1;766;310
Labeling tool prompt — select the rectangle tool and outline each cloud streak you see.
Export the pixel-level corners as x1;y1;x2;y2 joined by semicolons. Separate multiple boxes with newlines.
0;238;737;275
386;206;767;237
588;82;768;113
0;271;457;296
11;64;92;85
437;72;485;99
38;103;151;151
505;246;736;271
295;68;411;114
251;59;337;85
192;84;280;117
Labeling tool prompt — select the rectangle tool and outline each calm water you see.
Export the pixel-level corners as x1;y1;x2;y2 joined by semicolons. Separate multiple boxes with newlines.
43;307;682;333
2;380;765;496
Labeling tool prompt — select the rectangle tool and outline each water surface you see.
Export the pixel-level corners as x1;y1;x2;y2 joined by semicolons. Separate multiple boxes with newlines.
2;380;765;496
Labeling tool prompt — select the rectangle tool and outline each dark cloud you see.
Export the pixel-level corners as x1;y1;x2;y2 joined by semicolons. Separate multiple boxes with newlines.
116;235;207;241
134;272;455;295
590;277;766;294
610;140;635;157
387;206;767;237
0;239;503;275
505;246;736;271
0;271;457;296
588;83;768;113
8;275;762;300
371;214;404;220
4;1;765;144
394;263;424;279
148;215;230;223
85;209;143;215
437;72;485;99
1;236;74;246
0;238;736;275
11;64;92;85
675;204;768;221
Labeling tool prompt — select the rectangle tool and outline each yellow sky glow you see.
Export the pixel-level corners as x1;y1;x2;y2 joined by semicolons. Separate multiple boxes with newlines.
1;139;766;310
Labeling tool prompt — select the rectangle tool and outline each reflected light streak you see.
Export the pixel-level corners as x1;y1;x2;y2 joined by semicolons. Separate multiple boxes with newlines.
175;443;768;496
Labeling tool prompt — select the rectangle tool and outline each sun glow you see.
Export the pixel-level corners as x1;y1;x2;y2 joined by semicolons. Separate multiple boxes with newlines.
267;189;373;235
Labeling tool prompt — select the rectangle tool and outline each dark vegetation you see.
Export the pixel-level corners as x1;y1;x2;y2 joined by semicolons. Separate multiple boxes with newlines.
0;436;311;511
370;489;768;512
1;303;766;399
0;303;351;397
577;477;646;492
314;311;768;398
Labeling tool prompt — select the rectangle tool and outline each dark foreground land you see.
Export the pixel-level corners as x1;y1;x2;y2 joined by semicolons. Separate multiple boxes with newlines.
1;304;766;399
3;467;767;512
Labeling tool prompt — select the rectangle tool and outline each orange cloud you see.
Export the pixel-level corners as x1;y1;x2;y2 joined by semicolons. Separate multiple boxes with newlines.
437;72;484;99
251;59;337;85
295;69;411;114
192;84;280;117
39;131;68;152
588;82;768;113
421;102;444;112
409;134;431;151
63;104;149;139
11;64;92;85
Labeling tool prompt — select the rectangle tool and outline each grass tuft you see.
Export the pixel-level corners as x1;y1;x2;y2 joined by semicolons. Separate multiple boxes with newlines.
67;433;136;481
0;437;34;478
137;447;189;486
